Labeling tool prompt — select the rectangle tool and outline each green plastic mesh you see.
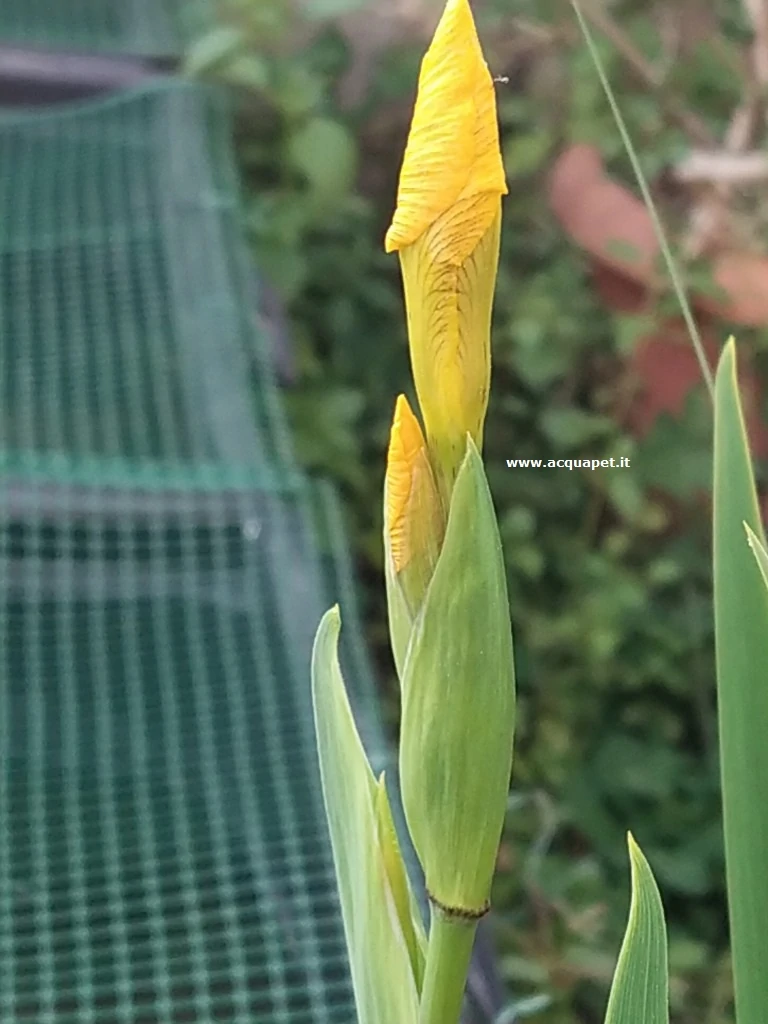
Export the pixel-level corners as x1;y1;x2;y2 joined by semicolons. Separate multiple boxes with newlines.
0;0;206;58
0;478;363;1023
0;82;389;1022
0;82;297;474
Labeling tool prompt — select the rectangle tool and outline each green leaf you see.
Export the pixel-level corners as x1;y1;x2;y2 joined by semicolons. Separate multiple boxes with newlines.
613;313;657;355
287;116;358;212
541;408;613;449
373;778;427;990
684;259;731;306
633;393;712;499
311;608;422;1023
603;834;669;1024
745;522;768;593
272;63;325;120
503;130;552;177
604;238;646;266
219;53;269;91
399;440;516;913
713;338;768;1024
286;387;365;488
183;25;245;76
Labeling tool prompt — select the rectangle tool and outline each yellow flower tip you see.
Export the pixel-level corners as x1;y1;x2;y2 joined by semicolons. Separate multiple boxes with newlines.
385;395;428;573
384;0;507;260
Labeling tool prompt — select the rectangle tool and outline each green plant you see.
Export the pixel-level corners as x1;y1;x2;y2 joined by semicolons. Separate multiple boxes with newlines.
187;0;768;1019
312;4;516;1021
310;0;697;1020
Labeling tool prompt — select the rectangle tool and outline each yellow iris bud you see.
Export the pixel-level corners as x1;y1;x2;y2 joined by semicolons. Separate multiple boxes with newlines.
385;394;444;579
385;0;507;493
383;395;444;677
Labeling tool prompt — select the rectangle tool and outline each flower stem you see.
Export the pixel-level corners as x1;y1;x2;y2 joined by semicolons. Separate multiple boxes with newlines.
418;903;478;1024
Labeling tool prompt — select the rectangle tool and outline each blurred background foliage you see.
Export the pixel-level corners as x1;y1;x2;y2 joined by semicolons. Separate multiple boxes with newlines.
185;1;768;1021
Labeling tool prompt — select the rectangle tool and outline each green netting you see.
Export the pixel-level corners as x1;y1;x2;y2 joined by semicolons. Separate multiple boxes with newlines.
0;81;392;1022
0;475;370;1022
0;0;207;58
0;81;298;477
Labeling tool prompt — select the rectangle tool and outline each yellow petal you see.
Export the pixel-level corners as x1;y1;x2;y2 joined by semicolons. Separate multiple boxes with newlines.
385;395;443;577
384;0;507;261
399;205;502;490
386;395;423;573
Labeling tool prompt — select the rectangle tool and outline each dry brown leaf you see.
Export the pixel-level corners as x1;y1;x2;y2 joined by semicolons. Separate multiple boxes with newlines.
550;143;768;328
706;250;768;327
591;261;652;313
626;329;768;458
548;144;658;287
626;327;717;438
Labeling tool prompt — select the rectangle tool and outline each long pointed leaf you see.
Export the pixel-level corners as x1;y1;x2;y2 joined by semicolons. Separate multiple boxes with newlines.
713;339;768;1024
311;607;422;1024
745;522;768;593
374;774;427;990
604;834;669;1024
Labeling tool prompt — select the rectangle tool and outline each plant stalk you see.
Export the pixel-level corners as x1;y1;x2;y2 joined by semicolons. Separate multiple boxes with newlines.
571;0;716;401
418;903;478;1024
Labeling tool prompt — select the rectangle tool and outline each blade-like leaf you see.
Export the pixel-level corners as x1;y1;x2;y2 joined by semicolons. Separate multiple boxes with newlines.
745;522;768;593
713;338;768;1024
374;775;427;990
399;440;516;914
311;607;422;1023
604;834;669;1024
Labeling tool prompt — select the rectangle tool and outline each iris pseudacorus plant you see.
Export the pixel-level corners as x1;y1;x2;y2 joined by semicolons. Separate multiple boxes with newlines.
311;2;515;1022
310;1;724;1022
